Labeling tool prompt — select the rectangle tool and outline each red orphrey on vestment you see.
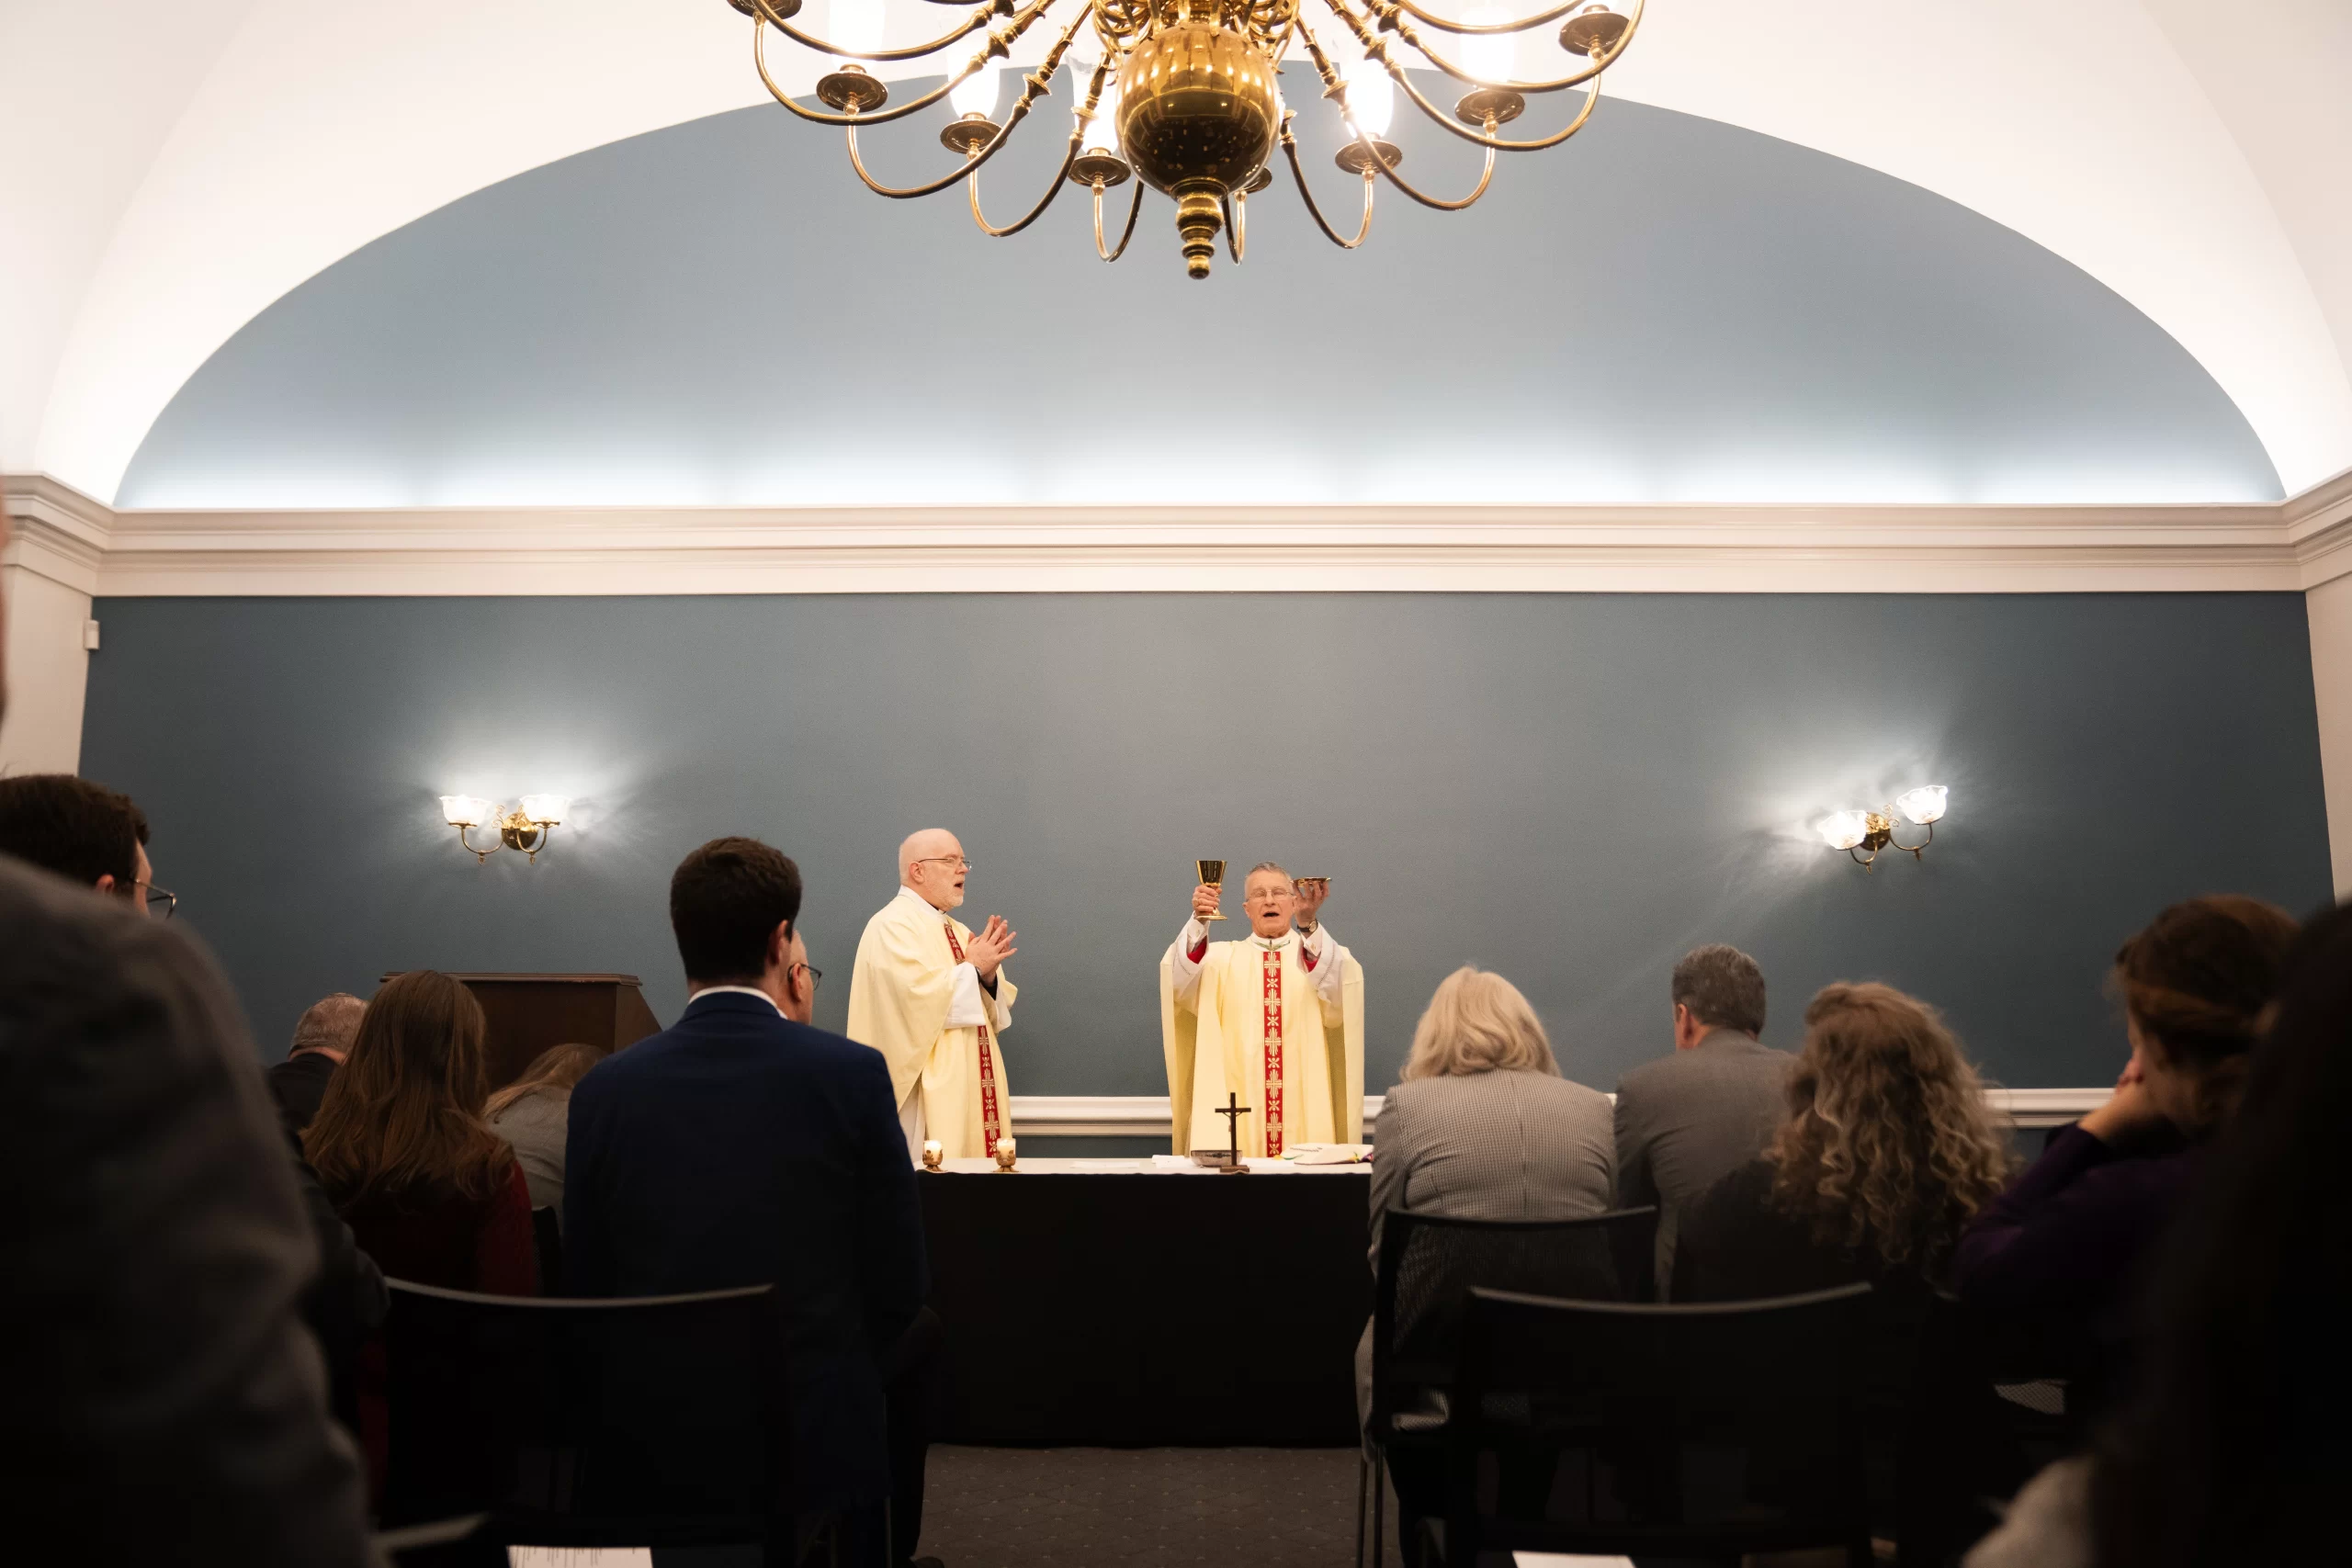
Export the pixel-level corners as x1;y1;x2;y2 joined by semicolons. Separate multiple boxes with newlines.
1261;946;1285;1158
940;922;1005;1156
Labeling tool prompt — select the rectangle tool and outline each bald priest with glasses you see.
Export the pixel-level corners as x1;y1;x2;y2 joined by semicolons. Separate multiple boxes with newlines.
1160;863;1364;1158
848;829;1020;1161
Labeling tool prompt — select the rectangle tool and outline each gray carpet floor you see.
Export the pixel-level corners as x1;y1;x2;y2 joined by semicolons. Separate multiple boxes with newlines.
920;1446;1406;1568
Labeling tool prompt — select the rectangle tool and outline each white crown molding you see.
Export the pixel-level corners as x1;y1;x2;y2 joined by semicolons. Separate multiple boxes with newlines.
10;469;2351;596
1012;1086;2107;1137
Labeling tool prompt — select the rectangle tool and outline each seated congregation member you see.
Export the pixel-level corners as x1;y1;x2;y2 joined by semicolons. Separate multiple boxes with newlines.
0;772;386;1436
1613;942;1791;1290
267;990;366;1134
0;543;373;1563
567;838;936;1568
1360;961;1613;1386
485;1040;605;1220
1952;895;2296;1416
1674;982;2013;1303
304;969;538;1294
1966;901;2352;1568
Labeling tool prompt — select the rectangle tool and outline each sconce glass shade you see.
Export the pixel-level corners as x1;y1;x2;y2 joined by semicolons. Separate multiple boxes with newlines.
1895;785;1949;826
1818;809;1872;851
440;795;492;827
518;794;570;825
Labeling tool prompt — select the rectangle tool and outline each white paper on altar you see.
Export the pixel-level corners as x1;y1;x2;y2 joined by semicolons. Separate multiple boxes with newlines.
1511;1556;1637;1568
509;1550;653;1568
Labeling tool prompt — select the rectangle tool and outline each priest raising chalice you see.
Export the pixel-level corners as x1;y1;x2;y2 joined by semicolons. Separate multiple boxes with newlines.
1159;863;1363;1158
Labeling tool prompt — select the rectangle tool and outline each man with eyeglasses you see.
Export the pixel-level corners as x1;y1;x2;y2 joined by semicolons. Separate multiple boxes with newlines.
848;829;1021;1161
0;773;173;917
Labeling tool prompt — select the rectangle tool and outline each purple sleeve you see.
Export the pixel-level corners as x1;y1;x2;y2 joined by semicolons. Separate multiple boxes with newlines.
1951;1123;2179;1313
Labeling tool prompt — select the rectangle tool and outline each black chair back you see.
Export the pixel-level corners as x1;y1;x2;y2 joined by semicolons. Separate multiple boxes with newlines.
1445;1281;1873;1565
1372;1206;1657;1441
529;1206;563;1295
381;1279;786;1548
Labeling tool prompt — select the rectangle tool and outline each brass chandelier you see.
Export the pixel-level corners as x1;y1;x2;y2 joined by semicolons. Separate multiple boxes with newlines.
724;0;1643;276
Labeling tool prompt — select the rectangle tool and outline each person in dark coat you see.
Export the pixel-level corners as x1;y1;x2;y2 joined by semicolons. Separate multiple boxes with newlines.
266;992;365;1134
1952;895;2298;1419
567;836;935;1568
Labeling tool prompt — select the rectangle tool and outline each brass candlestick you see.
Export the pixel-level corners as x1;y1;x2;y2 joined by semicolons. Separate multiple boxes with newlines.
921;1140;944;1172
992;1136;1019;1172
1196;858;1228;922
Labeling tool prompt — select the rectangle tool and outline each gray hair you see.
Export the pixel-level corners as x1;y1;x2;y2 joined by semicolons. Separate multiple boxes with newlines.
1671;944;1767;1036
1402;965;1560;1080
1245;860;1291;885
288;992;367;1059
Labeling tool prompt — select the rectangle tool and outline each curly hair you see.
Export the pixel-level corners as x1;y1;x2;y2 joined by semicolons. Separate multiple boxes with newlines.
1768;982;2014;1275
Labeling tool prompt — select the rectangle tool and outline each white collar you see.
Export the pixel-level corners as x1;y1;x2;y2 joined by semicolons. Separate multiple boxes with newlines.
1245;929;1295;952
898;884;956;919
687;984;782;1016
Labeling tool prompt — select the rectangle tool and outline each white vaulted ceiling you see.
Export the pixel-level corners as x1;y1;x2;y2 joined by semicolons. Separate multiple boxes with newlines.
5;0;2351;505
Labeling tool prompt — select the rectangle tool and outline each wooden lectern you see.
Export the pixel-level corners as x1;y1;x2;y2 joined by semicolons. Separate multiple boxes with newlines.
380;971;662;1089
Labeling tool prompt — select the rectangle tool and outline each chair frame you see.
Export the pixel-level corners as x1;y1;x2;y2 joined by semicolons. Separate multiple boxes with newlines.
380;1278;809;1557
1355;1205;1658;1568
1437;1281;1875;1567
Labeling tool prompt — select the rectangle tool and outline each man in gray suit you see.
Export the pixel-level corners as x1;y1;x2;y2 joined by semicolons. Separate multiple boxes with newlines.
1613;944;1792;1292
0;511;376;1564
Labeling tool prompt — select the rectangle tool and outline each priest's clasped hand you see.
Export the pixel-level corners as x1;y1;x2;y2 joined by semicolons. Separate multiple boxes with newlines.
965;914;1017;979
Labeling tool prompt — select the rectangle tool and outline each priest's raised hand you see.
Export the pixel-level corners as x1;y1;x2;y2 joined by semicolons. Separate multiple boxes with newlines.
846;829;1018;1161
1160;862;1363;1159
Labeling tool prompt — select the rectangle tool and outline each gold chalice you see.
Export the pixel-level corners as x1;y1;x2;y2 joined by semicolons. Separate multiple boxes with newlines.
992;1136;1018;1172
921;1140;944;1171
1195;858;1228;922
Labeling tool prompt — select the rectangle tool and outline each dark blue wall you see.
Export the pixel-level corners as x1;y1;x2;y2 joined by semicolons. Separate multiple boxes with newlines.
78;592;2332;1093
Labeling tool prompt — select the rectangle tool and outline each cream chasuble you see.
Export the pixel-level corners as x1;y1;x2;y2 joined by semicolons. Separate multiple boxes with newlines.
1159;922;1363;1157
847;888;1017;1159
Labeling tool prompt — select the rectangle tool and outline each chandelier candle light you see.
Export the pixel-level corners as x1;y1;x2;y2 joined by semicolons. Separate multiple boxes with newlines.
725;0;1642;276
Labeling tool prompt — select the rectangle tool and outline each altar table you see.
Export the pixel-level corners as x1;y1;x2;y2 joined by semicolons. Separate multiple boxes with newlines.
917;1156;1373;1445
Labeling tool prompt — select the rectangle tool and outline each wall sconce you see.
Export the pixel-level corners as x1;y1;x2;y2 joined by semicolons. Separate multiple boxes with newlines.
1819;785;1948;870
439;795;569;863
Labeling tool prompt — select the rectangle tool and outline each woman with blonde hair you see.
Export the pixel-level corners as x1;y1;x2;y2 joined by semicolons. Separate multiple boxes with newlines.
1674;981;2012;1302
485;1040;605;1223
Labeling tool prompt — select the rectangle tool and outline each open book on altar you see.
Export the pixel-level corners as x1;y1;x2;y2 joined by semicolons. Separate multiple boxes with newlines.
1283;1143;1371;1165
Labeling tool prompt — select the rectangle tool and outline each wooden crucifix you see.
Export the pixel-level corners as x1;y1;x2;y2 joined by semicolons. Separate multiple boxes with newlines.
1213;1090;1252;1175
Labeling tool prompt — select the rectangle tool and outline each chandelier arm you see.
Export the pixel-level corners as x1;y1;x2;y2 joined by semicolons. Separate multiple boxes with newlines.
1389;42;1605;150
1384;0;1589;33
753;0;998;65
839;13;1090;197
1353;123;1498;209
1094;177;1145;261
968;137;1083;235
1216;189;1247;263
752;0;1059;128
1317;0;1639;98
1280;123;1376;248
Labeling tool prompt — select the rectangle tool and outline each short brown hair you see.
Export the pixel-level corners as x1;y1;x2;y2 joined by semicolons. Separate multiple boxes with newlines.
1671;944;1767;1036
2112;895;2298;1133
0;773;149;889
670;837;803;984
304;970;514;1205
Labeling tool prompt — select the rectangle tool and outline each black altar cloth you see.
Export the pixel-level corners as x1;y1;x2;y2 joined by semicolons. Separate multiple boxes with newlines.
918;1167;1372;1445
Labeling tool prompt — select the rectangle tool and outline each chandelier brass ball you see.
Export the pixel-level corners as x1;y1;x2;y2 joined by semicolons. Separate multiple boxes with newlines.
1116;18;1282;277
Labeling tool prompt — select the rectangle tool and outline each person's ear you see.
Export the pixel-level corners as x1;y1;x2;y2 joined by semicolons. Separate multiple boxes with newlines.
94;874;119;896
768;919;793;971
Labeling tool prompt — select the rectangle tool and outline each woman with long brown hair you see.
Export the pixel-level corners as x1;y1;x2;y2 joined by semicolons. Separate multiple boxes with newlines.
305;969;537;1295
1674;981;2013;1302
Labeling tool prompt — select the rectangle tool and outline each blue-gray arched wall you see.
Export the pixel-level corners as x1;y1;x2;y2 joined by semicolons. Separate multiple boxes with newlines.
119;89;2278;507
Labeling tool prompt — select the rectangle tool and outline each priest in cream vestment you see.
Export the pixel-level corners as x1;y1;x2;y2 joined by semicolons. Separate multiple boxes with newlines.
847;829;1018;1159
1159;863;1364;1157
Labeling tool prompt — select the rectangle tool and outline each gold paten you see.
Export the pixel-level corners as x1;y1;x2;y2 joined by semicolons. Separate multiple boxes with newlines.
729;0;1645;274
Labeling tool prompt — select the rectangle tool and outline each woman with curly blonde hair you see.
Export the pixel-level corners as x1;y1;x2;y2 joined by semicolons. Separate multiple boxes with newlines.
1674;981;2013;1301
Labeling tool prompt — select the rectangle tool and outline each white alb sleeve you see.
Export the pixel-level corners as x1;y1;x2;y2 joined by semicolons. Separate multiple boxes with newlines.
1304;925;1348;1007
1166;918;1209;1009
942;962;989;1029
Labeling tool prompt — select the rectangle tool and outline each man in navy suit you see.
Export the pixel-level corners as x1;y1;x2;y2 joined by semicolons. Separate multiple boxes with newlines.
567;836;939;1568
